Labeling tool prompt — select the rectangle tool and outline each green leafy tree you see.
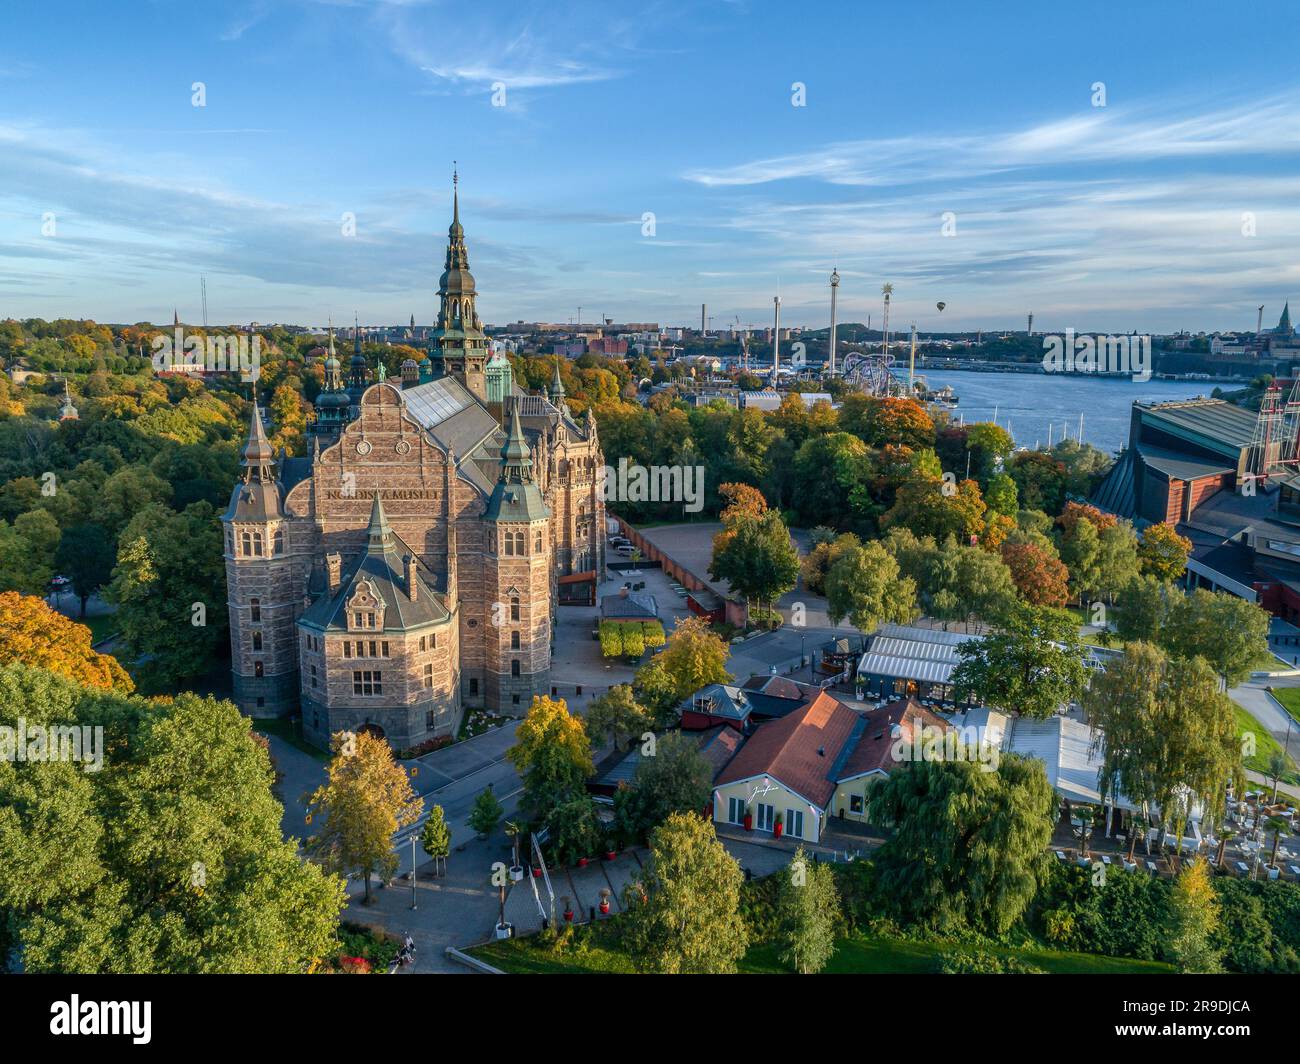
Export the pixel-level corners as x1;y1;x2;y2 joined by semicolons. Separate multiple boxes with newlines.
709;509;800;617
777;847;840;974
950;603;1088;719
549;795;602;865
621;813;748;974
824;540;918;632
421;804;451;876
867;754;1057;935
584;684;651;751
615;731;712;841
0;664;345;973
984;472;1019;517
105;501;228;690
1116;573;1171;645
54;523;116;618
468;786;505;839
1163;588;1271;686
1083;642;1241;859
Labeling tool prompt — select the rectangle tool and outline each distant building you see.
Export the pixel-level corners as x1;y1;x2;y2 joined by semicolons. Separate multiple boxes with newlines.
1091;395;1300;620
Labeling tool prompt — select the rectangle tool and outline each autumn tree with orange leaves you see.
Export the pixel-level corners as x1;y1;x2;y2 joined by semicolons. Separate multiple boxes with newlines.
0;591;133;692
999;543;1070;608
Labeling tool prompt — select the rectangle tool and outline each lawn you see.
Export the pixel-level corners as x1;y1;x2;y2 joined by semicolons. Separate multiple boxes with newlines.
252;717;329;761
469;928;1173;975
71;612;119;645
1234;706;1300;785
1270;687;1300;726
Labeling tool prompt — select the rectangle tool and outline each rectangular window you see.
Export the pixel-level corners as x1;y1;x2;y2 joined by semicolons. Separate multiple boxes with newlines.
756;803;774;832
469;678;479;695
785;808;804;839
728;797;745;825
424;663;433;689
353;671;382;696
252;631;262;651
354;612;362;628
511;659;521;677
419;636;426;652
382;641;390;658
849;793;864;814
511;631;520;650
369;640;377;658
426;709;436;729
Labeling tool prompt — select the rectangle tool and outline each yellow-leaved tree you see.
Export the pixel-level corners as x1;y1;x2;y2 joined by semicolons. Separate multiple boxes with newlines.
0;591;133;692
507;695;593;826
305;730;422;904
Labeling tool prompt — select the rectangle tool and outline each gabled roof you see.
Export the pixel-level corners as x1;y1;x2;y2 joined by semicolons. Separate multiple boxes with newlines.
299;498;450;633
835;698;950;781
714;691;859;809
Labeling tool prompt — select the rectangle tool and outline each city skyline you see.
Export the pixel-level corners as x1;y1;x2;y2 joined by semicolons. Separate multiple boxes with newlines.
3;1;1300;333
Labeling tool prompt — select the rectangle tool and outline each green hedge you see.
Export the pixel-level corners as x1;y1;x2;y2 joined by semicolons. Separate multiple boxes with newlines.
598;620;666;658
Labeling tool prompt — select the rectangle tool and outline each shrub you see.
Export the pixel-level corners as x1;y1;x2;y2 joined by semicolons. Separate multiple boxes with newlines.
936;950;1045;975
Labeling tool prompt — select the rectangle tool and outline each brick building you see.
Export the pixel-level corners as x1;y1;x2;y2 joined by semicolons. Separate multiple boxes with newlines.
223;181;605;748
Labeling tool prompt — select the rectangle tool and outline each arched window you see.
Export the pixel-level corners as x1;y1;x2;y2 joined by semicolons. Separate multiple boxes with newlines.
253;631;263;651
534;531;543;553
241;531;252;556
504;532;515;556
514;531;526;555
252;531;264;556
273;529;284;555
250;598;261;622
254;661;264;678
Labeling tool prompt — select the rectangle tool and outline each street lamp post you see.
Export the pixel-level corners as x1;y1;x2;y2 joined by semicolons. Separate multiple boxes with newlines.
409;833;418;910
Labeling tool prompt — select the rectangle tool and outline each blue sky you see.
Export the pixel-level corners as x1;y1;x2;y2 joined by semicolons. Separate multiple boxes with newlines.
3;0;1300;333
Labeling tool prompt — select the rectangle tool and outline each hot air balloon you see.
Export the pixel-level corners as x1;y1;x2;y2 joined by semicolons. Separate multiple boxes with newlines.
936;301;946;312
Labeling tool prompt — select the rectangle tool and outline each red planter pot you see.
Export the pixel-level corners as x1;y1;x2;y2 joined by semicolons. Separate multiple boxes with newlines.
743;814;753;832
531;867;542;878
599;900;610;915
604;850;616;862
563;909;574;923
577;857;588;868
774;822;783;839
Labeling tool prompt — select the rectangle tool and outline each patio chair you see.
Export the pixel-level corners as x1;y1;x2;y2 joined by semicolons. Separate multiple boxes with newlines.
1288;865;1300;877
1236;861;1250;875
1146;860;1157;874
1054;850;1067;862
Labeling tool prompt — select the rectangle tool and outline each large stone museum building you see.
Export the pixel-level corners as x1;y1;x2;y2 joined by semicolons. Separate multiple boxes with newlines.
223;182;605;748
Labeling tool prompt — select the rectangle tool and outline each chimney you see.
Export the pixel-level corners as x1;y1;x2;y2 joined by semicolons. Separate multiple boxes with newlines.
405;555;418;601
326;552;341;593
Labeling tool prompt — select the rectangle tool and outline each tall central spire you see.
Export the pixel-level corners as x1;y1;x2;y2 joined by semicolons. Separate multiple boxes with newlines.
431;164;489;398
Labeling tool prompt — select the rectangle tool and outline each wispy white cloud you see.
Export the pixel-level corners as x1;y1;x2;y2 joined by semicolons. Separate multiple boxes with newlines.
685;94;1300;188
